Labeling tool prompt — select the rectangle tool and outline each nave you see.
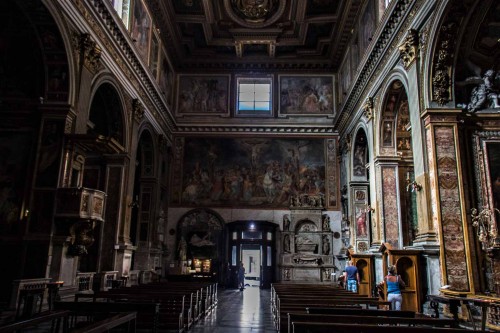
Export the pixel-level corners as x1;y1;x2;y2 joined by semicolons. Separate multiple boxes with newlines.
189;287;274;333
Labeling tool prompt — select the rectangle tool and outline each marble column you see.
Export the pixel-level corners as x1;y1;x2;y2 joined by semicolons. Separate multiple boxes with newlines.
422;109;475;293
374;158;402;249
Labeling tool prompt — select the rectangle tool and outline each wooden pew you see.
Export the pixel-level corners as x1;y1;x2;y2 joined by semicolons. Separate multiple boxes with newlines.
70;312;137;333
286;312;458;333
76;292;184;333
54;301;159;332
306;307;415;317
102;288;194;329
291;321;486;333
276;296;391;331
0;310;71;333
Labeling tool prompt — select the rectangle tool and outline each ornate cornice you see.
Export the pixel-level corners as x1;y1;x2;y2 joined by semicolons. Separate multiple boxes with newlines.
398;29;419;69
132;99;145;123
362;97;375;121
175;125;336;136
335;0;419;135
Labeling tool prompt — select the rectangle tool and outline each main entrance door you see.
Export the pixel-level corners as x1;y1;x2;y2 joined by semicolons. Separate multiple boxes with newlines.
226;221;277;288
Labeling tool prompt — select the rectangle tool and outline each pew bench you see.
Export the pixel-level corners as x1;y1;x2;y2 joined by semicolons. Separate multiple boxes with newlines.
0;310;71;333
70;312;137;333
291;321;487;333
54;301;159;332
286;312;459;333
76;292;185;333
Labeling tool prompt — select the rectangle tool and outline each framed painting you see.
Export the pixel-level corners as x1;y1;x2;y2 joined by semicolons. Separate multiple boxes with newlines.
339;49;351;103
474;135;500;227
170;137;338;209
176;74;230;117
382;120;394;147
358;0;376;54
131;0;152;63
149;30;160;78
278;75;335;117
158;50;174;106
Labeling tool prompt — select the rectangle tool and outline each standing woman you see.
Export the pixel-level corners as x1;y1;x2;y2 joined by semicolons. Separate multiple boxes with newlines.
380;265;405;310
238;262;245;291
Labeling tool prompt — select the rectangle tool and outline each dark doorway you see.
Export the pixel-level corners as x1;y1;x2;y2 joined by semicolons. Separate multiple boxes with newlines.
226;221;277;288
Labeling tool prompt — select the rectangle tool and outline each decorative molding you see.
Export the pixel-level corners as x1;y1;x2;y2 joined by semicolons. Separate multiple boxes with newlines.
174;125;336;135
80;33;102;73
132;99;145;122
398;29;419;69
362;97;375;121
158;134;168;152
431;1;468;106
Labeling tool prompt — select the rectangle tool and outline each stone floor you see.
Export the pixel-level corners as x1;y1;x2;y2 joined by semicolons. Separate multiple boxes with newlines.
190;286;275;332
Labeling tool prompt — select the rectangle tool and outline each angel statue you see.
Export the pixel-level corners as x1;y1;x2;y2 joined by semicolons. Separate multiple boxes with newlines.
466;69;500;113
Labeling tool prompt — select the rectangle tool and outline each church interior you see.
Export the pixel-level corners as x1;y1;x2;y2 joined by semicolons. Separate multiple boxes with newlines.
1;0;500;331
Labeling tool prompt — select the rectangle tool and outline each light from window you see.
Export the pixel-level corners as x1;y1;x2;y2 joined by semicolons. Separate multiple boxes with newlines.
237;79;272;113
109;0;130;28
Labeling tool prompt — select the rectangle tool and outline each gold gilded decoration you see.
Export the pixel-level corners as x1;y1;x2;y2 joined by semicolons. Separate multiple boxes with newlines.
79;33;102;73
398;29;419;69
432;20;458;105
232;0;276;21
132;99;145;122
362;97;374;120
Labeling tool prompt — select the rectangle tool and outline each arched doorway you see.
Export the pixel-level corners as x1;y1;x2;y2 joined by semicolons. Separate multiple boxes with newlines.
175;209;225;283
131;129;163;272
226;221;277;288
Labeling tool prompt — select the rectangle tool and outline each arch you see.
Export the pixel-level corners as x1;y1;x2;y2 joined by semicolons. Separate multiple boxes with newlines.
378;76;412;156
176;208;225;258
88;82;126;146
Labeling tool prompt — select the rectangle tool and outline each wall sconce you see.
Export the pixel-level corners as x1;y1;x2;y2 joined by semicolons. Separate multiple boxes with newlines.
128;195;139;208
406;173;422;192
471;207;500;251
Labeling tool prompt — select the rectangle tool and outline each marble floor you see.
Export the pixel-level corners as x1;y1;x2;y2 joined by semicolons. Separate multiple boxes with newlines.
190;286;276;332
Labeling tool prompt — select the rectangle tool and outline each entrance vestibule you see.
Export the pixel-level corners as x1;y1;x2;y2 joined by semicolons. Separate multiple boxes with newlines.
226;221;277;288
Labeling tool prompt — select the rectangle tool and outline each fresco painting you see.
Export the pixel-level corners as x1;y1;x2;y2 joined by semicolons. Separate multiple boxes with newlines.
176;138;328;208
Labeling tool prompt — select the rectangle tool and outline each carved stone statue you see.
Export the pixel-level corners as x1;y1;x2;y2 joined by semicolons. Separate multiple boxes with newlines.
322;235;330;255
283;214;291;231
283;234;291;253
467;69;500;113
322;214;330;231
341;185;348;216
177;236;187;261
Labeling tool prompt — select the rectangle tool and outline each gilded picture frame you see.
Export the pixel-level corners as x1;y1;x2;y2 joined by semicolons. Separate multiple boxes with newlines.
278;75;335;118
176;74;231;117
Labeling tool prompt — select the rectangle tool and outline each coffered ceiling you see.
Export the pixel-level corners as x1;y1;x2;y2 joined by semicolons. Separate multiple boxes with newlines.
149;0;362;72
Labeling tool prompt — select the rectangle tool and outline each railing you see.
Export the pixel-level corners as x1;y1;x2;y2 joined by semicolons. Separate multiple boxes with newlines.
9;278;50;310
76;272;95;293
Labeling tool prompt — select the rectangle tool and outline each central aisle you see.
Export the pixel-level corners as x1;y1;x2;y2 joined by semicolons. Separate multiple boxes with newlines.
189;286;275;332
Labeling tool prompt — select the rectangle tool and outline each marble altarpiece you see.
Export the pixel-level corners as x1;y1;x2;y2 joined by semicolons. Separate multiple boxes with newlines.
280;194;337;283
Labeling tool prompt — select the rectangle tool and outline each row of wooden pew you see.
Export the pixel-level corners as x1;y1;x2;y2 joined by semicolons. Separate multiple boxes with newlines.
69;281;218;332
271;283;487;333
0;281;218;332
